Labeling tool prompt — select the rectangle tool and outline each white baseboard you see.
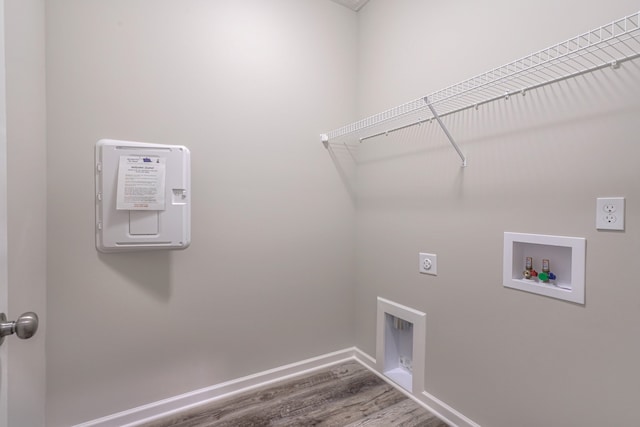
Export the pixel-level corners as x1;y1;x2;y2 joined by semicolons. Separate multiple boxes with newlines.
352;349;480;427
353;346;376;368
73;348;358;427
74;347;479;427
420;390;482;427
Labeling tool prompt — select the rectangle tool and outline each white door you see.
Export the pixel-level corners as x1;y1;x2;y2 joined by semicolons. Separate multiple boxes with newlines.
0;3;43;425
0;3;9;424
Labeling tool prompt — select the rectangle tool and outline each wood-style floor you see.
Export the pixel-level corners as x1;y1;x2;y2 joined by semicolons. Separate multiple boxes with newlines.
140;360;449;427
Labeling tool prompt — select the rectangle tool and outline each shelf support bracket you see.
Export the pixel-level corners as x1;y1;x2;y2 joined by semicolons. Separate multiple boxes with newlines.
320;133;329;148
425;98;467;167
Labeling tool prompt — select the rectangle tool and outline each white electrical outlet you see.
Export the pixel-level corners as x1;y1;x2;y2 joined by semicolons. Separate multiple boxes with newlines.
596;197;625;230
419;253;437;275
399;356;413;373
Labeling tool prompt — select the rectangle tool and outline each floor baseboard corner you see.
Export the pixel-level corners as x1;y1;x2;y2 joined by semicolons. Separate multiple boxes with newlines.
73;348;358;427
352;347;480;427
73;347;480;427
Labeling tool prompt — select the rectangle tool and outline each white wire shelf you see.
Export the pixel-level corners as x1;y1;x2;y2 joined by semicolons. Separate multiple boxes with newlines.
321;11;640;146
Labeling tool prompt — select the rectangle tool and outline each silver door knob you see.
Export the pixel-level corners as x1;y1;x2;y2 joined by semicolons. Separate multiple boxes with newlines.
0;312;39;346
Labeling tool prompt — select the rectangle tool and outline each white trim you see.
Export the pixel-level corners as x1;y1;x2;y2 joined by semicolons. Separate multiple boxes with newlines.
376;297;426;394
503;232;586;304
353;346;376;368
74;347;479;427
0;2;8;426
420;390;482;427
72;348;358;427
352;350;480;427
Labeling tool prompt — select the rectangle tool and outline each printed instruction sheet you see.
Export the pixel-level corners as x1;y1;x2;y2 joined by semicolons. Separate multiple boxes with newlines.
116;155;166;210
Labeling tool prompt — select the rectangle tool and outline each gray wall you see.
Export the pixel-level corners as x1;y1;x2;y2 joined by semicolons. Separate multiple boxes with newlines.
354;1;640;426
45;1;357;425
4;0;47;425
40;0;640;425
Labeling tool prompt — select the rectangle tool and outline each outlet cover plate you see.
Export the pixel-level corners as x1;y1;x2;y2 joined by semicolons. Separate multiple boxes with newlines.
596;197;625;230
419;253;437;276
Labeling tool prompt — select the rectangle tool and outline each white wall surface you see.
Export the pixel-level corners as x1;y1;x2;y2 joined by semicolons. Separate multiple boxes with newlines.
354;1;640;426
40;0;640;425
45;1;357;425
3;0;47;426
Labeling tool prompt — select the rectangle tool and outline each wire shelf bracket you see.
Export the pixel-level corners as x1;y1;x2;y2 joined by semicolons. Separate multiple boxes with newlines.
426;101;467;167
320;11;640;167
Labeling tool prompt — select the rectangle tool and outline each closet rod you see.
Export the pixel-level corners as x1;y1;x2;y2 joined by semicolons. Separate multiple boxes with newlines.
358;52;639;145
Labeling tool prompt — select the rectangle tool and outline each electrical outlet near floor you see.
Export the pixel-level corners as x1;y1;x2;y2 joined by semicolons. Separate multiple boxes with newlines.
399;356;413;373
419;253;437;275
596;197;625;230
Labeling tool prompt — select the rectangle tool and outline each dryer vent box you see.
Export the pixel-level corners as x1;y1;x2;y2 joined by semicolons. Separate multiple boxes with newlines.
95;139;191;253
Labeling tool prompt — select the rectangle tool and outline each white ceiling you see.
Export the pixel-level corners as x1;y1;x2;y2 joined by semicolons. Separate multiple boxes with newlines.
330;0;370;12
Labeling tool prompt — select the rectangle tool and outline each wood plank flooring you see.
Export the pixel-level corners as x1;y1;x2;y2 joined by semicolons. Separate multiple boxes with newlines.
140;361;449;427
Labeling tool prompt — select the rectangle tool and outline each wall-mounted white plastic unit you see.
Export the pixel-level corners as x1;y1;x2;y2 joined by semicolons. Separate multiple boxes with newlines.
503;232;586;304
376;297;426;394
95;139;191;253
